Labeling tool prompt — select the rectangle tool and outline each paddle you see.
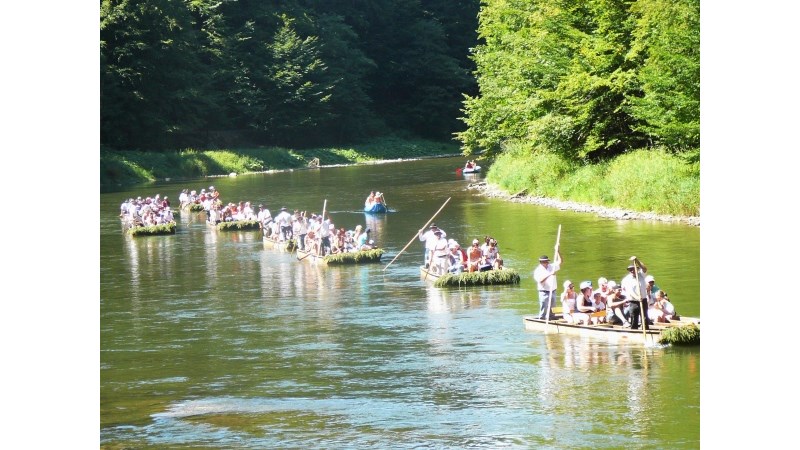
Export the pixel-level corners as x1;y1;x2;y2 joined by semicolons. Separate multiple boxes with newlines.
317;199;328;257
455;167;463;175
631;256;649;343
383;197;451;271
545;224;561;330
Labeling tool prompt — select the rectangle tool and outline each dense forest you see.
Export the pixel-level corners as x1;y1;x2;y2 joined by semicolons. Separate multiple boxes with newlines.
101;0;480;150
101;0;699;166
459;0;699;162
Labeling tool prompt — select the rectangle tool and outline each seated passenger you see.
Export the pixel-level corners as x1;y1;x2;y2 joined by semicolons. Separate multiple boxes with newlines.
606;281;631;327
484;238;499;269
447;243;464;274
592;290;607;324
561;280;591;325
597;277;611;302
467;239;483;273
576;281;598;323
360;239;375;251
650;290;677;323
305;230;318;255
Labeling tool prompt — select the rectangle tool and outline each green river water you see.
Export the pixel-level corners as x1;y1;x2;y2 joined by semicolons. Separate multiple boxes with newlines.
100;156;700;449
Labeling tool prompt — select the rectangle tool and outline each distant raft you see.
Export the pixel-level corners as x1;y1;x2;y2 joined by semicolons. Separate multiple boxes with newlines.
209;219;261;231
420;266;521;287
297;248;384;265
126;222;177;236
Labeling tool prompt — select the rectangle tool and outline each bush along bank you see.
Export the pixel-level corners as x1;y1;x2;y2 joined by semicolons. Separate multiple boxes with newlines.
475;148;699;225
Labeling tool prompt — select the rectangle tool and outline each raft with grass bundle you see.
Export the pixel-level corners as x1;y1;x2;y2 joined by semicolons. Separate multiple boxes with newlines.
522;314;700;346
296;248;384;265
420;266;521;287
181;203;206;213
125;221;177;236
208;219;261;231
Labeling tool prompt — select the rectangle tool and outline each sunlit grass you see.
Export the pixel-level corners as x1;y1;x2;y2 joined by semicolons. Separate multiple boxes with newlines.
485;144;699;216
100;137;460;185
433;269;521;287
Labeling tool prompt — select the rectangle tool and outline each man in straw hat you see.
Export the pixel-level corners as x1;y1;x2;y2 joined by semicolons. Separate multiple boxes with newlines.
418;223;446;268
533;249;562;320
621;256;650;330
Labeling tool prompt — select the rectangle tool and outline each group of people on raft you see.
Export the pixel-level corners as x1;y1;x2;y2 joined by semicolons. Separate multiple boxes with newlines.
179;186;220;208
262;206;377;256
418;223;505;276
534;253;678;329
119;194;175;227
179;186;254;224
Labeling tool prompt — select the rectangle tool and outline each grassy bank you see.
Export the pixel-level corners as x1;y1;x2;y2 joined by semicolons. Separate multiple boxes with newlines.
484;144;699;217
100;137;460;186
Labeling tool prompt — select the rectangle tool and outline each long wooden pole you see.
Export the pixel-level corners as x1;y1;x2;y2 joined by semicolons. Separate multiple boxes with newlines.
383;197;451;271
317;199;327;257
545;224;562;329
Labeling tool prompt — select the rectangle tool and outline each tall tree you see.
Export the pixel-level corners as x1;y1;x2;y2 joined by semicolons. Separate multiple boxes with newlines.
627;0;700;151
235;15;336;145
100;0;212;149
457;0;699;159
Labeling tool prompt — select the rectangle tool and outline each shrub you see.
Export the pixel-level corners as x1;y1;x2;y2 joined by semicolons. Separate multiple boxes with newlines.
215;220;261;231
433;268;521;287
127;222;176;236
659;323;700;346
323;249;384;264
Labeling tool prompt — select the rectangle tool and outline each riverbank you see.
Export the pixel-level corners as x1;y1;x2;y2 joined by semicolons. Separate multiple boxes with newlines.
466;181;700;227
100;136;461;186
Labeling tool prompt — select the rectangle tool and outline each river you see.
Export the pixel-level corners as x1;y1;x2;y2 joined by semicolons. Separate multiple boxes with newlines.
100;156;700;448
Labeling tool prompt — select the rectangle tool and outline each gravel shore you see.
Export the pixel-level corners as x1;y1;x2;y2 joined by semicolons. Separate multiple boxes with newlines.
466;181;700;227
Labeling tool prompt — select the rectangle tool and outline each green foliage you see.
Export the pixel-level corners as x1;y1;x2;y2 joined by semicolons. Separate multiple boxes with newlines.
485;146;576;196
458;0;699;160
215;220;261;231
323;249;384;265
627;0;700;151
101;1;479;149
100;0;217;149
127;222;177;236
659;323;700;346
433;269;521;287
485;145;699;216
601;149;699;215
184;203;205;212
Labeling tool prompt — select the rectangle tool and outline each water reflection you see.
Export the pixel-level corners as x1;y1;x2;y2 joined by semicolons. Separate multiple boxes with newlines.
363;212;387;246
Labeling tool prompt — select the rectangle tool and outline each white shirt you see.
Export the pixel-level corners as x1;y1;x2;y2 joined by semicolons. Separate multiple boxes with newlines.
419;228;446;251
432;236;449;258
258;209;272;224
320;219;331;238
533;261;560;292
622;272;648;301
276;211;292;227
